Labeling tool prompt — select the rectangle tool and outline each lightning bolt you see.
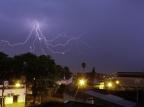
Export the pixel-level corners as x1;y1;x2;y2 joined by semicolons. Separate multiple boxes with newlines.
0;21;81;55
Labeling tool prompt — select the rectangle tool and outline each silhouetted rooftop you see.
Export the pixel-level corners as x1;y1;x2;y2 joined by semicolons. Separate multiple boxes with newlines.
116;72;144;77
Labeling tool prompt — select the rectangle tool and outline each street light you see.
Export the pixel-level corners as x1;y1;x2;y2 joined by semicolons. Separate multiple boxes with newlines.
115;80;120;85
75;78;87;97
78;78;87;88
107;82;113;88
15;82;21;88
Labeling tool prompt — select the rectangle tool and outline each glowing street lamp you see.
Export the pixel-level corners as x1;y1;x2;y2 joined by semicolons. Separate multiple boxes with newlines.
78;78;87;88
15;82;21;88
75;78;87;97
115;80;120;85
107;82;113;88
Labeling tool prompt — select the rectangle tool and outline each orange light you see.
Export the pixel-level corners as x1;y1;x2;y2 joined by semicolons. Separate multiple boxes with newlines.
107;82;113;88
78;78;87;88
115;80;120;85
15;82;21;88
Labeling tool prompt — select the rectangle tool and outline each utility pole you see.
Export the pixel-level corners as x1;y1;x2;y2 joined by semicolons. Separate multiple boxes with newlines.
136;87;139;105
2;81;8;107
2;83;4;107
2;81;5;107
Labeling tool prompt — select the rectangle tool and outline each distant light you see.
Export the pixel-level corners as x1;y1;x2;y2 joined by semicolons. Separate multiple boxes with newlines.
15;82;21;88
78;78;87;88
107;82;113;88
79;79;85;86
115;80;120;85
99;82;104;89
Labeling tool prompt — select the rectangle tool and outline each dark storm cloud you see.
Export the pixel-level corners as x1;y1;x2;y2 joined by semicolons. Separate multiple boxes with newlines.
0;0;144;72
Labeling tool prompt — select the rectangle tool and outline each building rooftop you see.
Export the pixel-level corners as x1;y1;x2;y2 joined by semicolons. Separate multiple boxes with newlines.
116;72;144;78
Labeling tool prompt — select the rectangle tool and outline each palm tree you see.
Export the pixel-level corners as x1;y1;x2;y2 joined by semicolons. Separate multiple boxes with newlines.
81;62;86;72
92;67;96;74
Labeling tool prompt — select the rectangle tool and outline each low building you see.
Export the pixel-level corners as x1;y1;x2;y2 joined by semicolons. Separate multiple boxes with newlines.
113;72;144;90
0;83;26;107
75;72;105;85
56;76;73;85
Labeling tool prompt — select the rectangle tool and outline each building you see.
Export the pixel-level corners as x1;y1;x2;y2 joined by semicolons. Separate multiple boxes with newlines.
75;72;105;84
56;76;73;85
0;82;26;107
113;72;144;90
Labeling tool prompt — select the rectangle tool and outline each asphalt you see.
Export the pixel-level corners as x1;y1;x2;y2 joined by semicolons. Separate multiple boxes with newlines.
33;101;109;107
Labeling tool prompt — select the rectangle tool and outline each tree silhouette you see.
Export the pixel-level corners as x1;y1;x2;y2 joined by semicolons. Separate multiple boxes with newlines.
81;62;86;72
0;52;72;103
0;52;12;80
92;67;96;74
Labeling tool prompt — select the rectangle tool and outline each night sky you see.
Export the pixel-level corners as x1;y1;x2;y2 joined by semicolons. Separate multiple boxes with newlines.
0;0;144;73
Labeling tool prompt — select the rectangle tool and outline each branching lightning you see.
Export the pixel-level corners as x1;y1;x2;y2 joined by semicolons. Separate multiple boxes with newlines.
0;21;81;54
